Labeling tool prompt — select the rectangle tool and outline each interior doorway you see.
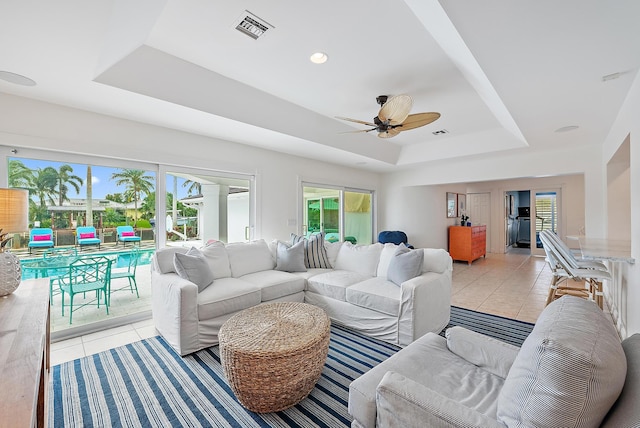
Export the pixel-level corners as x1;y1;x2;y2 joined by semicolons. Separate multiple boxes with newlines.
504;188;561;256
504;190;531;254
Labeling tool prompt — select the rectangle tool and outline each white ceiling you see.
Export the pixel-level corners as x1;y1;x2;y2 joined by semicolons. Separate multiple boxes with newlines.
1;0;639;172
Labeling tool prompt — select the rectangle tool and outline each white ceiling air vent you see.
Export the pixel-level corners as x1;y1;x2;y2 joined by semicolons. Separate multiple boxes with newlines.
432;129;449;135
235;11;274;40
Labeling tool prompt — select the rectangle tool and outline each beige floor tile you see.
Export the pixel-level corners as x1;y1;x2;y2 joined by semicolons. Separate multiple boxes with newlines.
51;344;86;365
83;330;142;357
135;325;159;340
51;336;82;350
81;324;135;342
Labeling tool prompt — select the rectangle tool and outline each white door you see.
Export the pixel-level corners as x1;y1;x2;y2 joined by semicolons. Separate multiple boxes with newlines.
468;193;491;253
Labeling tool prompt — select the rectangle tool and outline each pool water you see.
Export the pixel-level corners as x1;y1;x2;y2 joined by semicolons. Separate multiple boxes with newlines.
20;249;154;280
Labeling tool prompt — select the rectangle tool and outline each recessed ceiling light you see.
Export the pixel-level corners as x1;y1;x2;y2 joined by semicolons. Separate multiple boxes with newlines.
0;71;36;86
310;52;328;64
555;125;579;133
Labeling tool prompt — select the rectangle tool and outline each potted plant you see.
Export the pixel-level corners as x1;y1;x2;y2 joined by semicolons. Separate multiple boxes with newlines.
460;214;469;226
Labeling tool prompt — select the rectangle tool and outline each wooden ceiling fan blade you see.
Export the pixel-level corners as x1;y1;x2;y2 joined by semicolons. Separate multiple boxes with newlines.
377;128;401;138
398;112;441;131
339;128;376;134
335;116;377;127
378;94;412;125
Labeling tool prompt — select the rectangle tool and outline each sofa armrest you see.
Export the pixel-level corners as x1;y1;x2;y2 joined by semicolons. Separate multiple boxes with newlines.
376;371;505;428
446;326;520;378
397;270;452;346
151;271;200;356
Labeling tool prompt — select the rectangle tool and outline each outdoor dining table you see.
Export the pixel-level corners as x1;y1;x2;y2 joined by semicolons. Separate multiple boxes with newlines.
20;255;79;279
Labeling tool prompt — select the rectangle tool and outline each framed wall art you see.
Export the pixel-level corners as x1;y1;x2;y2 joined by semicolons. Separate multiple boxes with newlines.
446;192;458;218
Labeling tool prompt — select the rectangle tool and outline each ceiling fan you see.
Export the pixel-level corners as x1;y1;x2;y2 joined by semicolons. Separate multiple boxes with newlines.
336;94;440;138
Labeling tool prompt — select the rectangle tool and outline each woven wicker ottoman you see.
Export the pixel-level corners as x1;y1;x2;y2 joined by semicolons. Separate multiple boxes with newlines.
219;302;331;413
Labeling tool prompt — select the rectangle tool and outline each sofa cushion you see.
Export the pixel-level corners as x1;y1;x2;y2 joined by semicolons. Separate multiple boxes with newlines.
196;277;261;321
200;241;231;279
275;240;307;272
346;277;401;316
225;239;275;277
349;332;505;428
307;270;372;301
387;245;424;286
497;296;627;428
376;243;398;278
291;232;331;269
334;242;383;276
601;333;640;428
325;241;343;268
446;326;520;379
239;270;306;302
422;248;451;274
154;247;189;274
173;247;215;292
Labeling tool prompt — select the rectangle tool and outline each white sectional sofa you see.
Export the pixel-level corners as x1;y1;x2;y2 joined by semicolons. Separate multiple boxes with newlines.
151;237;452;356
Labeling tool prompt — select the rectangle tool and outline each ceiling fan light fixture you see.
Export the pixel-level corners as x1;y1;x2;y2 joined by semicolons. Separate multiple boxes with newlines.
555;125;579;133
310;52;328;64
0;71;36;86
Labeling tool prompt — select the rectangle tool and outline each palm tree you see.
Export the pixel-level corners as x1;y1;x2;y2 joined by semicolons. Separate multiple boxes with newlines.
182;179;202;196
54;164;83;206
33;167;58;209
110;169;155;226
8;159;34;189
86;165;93;226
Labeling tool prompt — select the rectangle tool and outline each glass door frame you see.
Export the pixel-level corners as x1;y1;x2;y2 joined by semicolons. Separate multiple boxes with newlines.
157;165;255;248
300;181;375;245
530;187;562;257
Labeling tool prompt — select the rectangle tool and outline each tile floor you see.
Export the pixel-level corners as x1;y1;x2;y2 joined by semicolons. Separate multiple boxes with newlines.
50;250;558;366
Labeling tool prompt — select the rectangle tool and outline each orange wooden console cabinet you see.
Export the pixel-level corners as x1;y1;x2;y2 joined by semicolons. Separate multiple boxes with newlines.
449;225;486;265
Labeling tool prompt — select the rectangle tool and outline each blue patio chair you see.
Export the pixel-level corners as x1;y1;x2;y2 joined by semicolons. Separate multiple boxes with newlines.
116;225;141;247
44;247;78;305
58;256;112;324
76;226;100;250
109;247;140;304
28;228;54;254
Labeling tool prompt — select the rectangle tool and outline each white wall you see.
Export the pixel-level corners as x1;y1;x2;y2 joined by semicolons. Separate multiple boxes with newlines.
380;175;585;254
0;94;381;243
602;70;640;337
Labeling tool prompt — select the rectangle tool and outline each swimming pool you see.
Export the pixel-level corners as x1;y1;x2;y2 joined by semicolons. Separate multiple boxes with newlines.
20;248;155;280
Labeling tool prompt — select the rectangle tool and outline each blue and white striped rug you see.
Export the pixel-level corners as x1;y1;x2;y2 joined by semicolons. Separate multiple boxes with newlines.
49;307;534;427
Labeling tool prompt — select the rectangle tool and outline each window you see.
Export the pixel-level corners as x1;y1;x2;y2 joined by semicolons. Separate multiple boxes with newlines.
302;184;374;245
162;168;253;247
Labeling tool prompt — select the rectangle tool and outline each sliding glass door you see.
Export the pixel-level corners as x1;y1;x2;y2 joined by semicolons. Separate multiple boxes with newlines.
531;189;560;256
160;167;253;248
302;184;373;245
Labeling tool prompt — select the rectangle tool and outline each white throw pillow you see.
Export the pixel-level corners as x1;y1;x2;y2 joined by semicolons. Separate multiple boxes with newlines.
422;248;451;274
154;247;189;273
173;247;215;292
324;241;343;268
225;239;275;277
387;245;424;286
200;241;231;279
376;243;399;277
275;240;307;272
333;242;383;276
